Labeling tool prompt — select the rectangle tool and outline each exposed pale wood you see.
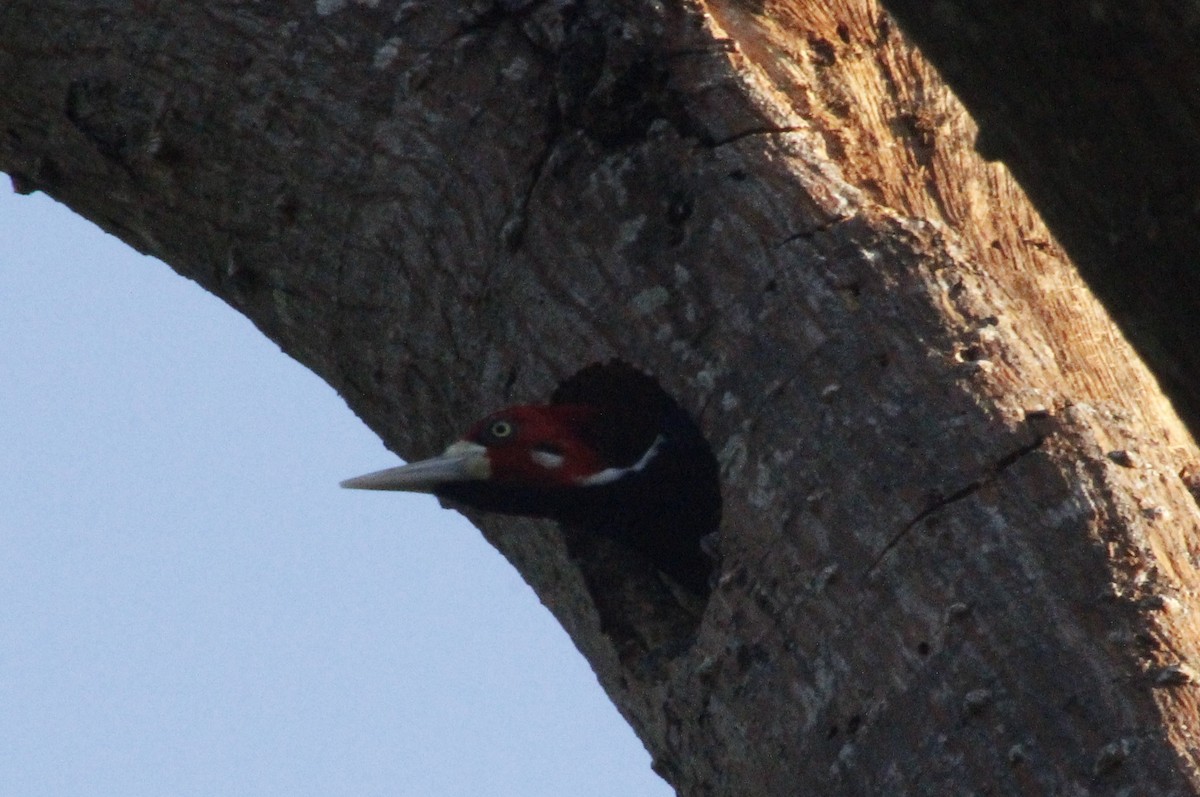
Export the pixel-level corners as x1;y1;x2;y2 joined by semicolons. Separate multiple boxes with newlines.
4;1;1200;793
879;0;1200;432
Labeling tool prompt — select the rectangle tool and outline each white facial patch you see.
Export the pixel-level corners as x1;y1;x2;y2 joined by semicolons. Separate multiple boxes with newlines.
530;448;565;470
576;435;665;486
441;440;492;480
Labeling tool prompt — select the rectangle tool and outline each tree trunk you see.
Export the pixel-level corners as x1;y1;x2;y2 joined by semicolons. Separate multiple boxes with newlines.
5;1;1200;793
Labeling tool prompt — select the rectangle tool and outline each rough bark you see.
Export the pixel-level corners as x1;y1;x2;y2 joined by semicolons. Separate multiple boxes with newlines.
879;0;1200;433
5;1;1200;793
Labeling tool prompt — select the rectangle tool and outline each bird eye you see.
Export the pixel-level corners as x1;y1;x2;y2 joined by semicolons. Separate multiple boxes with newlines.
489;420;514;439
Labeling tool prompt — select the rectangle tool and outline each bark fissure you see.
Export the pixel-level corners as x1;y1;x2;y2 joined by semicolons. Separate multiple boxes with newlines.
863;433;1047;580
706;124;807;148
499;87;561;252
776;213;853;247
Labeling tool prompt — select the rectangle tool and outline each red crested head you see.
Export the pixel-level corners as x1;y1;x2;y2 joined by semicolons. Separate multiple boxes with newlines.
459;404;613;487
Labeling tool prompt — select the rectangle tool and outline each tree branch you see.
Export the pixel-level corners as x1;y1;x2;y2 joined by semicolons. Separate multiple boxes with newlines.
6;0;1200;792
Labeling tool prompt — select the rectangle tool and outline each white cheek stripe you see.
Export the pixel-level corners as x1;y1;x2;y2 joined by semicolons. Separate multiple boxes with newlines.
575;435;665;486
530;449;566;470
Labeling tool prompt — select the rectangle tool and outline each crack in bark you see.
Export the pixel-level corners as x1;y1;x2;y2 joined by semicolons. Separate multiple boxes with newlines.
498;30;568;254
707;125;806;149
862;434;1046;580
500;104;561;252
777;214;852;247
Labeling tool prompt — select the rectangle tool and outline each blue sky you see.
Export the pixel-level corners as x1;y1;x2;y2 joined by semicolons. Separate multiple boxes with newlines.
0;185;670;796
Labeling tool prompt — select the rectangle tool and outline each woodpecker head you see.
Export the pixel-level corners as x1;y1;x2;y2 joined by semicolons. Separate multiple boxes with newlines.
342;361;721;594
341;403;657;512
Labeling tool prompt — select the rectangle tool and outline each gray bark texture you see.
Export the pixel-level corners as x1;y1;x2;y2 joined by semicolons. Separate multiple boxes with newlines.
5;0;1200;794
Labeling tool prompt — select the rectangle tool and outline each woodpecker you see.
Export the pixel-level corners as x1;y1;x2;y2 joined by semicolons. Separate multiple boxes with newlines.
341;360;722;595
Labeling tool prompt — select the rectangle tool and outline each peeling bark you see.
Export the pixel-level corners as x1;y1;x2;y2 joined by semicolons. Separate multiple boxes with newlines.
5;1;1200;793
